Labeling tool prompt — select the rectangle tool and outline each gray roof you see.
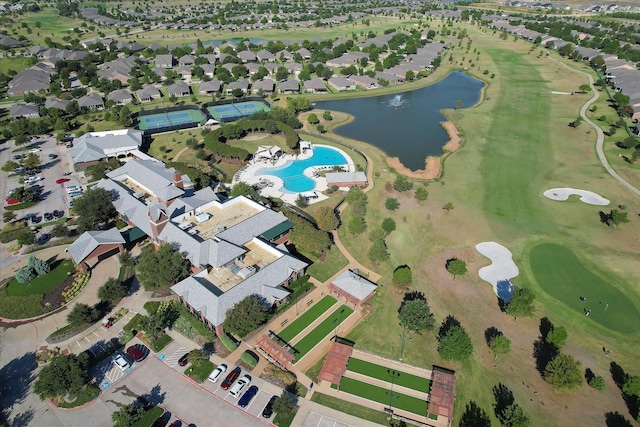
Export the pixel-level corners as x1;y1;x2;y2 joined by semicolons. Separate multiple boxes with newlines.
71;129;143;163
10;103;39;117
107;89;133;102
278;79;300;92
137;85;161;100
155;54;174;67
167;81;190;95
199;80;221;94
67;228;124;264
97;179;154;237
331;270;377;301
171;249;307;327
326;171;367;184
44;98;70;111
217;209;290;246
107;159;185;201
78;93;104;108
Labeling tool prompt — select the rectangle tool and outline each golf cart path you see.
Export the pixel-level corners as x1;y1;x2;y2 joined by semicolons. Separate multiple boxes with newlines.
552;58;640;198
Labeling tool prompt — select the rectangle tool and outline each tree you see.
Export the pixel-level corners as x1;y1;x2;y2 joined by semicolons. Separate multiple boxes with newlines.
16;266;37;283
17;229;35;246
588;375;606;391
385;197;400;210
455;100;463;110
368;239;389;264
393;266;412;287
143;301;178;340
460;401;491;427
273;391;296;416
112;402;145;427
437;317;473;361
3;211;17;223
74;187;117;233
98;278;127;303
505;288;535;320
316;206;339;231
347;216;366;236
489;334;511;359
287;216;331;253
136;244;190;290
493;383;530;427
33;353;90;399
442;202;454;213
393;175;413;192
51;224;69;238
381;217;396;235
322;110;333;121
446;258;467;279
544;353;583;391
225;295;269;337
399;297;434;333
230;182;255;197
623;375;640;397
231;88;244;98
606;209;629;228
545;326;568;350
23;152;41;169
316;124;326;133
415;187;429;201
295;193;308;208
67;303;99;325
187;348;208;365
1;160;19;172
307;113;319;124
28;255;50;275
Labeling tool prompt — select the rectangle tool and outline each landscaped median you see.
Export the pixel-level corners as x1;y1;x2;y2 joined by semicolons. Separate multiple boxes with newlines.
292;305;353;362
332;377;428;416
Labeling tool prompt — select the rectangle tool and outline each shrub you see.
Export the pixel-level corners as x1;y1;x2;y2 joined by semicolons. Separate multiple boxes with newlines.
16;266;36;283
241;350;259;367
219;333;239;351
588;375;605;391
28;255;50;276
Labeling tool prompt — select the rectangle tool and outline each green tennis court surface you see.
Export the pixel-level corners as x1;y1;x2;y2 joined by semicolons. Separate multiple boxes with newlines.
206;100;271;122
137;109;206;130
279;295;338;342
346;358;431;393
292;305;353;362
333;377;428;416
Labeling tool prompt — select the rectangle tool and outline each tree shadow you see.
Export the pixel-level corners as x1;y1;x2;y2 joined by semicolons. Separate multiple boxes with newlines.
438;315;461;338
402;291;426;303
539;317;554;338
609;362;640;420
610;361;627;389
0;352;37;411
599;211;612;226
139;384;166;407
585;368;596;383
484;327;502;346
459;400;491;427
533;338;556;374
605;411;633;427
8;408;35;426
492;383;514;417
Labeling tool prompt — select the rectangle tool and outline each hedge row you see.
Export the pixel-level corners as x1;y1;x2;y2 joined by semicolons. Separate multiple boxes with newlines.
219;333;239;351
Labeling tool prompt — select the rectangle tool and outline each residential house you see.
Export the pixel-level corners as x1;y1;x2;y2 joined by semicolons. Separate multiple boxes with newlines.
252;78;275;95
78;93;105;110
0;35;24;48
136;85;162;102
276;49;293;62
167;81;190;97
44;98;70;112
278;79;300;94
304;78;327;93
107;89;133;105
328;76;356;91
284;62;303;76
256;49;276;62
296;48;311;60
10;103;40;119
375;71;404;84
201;64;216;78
155;54;174;68
8;67;52;96
348;75;378;89
198;80;222;95
226;79;250;95
237;50;257;62
179;54;196;67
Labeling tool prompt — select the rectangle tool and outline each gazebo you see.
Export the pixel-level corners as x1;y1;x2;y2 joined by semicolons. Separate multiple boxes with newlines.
328;269;377;307
254;145;283;164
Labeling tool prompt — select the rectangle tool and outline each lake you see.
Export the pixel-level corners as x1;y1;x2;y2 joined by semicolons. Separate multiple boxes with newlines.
316;71;484;171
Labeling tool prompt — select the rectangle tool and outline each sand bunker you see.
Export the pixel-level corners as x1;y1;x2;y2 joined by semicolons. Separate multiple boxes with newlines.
543;188;610;206
476;242;519;302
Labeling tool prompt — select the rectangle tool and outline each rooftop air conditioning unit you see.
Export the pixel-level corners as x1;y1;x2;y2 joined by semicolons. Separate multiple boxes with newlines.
237;265;256;279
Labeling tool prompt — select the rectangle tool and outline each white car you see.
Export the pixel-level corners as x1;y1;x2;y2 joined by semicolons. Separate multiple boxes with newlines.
28;148;41;153
113;354;130;372
24;176;42;184
229;374;251;397
208;364;227;383
66;185;81;193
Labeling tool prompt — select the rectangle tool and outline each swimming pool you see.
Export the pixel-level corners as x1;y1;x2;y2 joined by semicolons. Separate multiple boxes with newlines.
257;146;348;193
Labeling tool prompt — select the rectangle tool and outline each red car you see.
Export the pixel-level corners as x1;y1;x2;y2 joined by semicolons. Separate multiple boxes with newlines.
56;178;71;184
221;367;241;390
126;346;146;363
5;197;20;205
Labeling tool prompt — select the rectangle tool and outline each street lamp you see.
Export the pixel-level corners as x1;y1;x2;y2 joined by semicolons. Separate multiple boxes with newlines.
386;369;401;420
334;308;346;338
399;324;412;362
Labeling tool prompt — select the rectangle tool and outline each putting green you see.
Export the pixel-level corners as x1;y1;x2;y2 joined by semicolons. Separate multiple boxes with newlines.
529;243;639;333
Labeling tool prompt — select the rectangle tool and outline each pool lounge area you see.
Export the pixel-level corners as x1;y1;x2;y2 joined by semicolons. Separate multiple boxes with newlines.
234;142;356;205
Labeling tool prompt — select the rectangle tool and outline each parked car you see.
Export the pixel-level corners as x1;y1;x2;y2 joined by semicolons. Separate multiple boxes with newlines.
229;374;251;397
53;210;64;218
37;233;50;244
68;191;83;198
221;367;241;390
178;353;189;367
113;354;130;372
66;185;81;193
12;154;23;160
207;364;227;383
30;215;42;224
126;346;146;363
238;385;258;408
27;148;41;153
150;412;170;427
48;153;58;159
5;197;20;205
56;178;70;184
44;212;53;221
168;421;181;427
262;395;277;418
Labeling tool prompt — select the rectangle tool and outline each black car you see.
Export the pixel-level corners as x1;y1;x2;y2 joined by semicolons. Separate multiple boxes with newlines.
53;210;64;218
178;353;189;367
262;395;277;418
44;212;53;221
48;153;58;159
31;215;42;224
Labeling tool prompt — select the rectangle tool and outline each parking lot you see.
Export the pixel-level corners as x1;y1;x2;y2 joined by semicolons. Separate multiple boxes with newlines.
99;352;274;427
1;135;81;233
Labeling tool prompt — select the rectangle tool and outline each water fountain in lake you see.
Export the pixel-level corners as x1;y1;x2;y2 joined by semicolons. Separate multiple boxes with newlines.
389;94;407;108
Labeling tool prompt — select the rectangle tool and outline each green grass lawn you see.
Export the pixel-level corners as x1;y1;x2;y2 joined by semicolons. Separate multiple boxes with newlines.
185;360;214;383
310;392;393;425
335;377;428;416
304;245;349;283
279;295;337;342
6;259;74;296
528;243;640;333
133;406;164;427
292;305;353;362
346;358;431;393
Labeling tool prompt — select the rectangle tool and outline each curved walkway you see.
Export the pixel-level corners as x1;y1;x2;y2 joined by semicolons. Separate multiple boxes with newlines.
552;58;640;198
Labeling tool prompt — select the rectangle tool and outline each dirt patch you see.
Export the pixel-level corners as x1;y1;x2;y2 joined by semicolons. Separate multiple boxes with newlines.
242;133;270;141
42;275;74;313
384;121;461;180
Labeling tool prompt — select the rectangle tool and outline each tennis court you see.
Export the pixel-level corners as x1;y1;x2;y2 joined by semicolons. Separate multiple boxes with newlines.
206;100;271;122
136;108;206;131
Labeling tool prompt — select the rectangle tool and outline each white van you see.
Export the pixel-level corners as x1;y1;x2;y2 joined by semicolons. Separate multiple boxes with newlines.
229;374;251;397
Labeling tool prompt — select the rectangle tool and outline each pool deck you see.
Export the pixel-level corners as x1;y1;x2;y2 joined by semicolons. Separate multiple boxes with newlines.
233;144;355;205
